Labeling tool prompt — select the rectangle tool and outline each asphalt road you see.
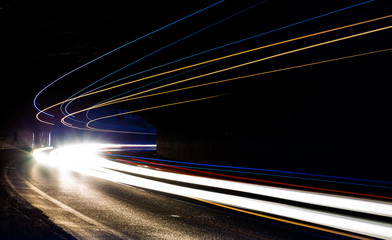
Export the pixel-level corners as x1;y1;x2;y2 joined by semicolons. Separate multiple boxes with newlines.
2;150;367;240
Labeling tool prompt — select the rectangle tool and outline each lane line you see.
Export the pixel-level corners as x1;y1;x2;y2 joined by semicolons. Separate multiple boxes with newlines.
74;165;392;239
30;145;392;239
98;157;392;218
4;165;128;240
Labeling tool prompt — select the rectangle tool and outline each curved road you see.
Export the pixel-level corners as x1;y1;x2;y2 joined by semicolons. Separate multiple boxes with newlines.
4;149;389;240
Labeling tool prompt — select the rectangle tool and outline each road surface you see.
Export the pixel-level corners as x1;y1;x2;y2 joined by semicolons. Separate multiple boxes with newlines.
4;146;392;239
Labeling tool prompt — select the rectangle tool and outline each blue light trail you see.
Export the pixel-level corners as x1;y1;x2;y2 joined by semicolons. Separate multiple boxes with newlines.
33;0;225;118
62;0;267;118
63;0;374;124
104;153;392;186
78;0;375;93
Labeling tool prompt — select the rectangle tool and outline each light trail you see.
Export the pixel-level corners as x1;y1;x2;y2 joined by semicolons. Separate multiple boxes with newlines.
63;0;375;121
38;15;392;127
33;0;225;118
91;48;392;108
69;47;392;132
32;144;392;239
36;15;392;126
194;198;373;240
107;151;392;192
65;0;377;115
84;94;226;133
83;11;392;124
61;94;225;132
85;59;228;123
121;157;392;192
29;2;392;237
104;158;392;217
96;24;392;103
113;156;392;200
62;0;267;118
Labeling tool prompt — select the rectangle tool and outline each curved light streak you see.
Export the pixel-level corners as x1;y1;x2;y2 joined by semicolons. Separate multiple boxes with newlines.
114;156;392;200
61;94;225;133
36;3;384;125
85;94;227;132
85;95;225;133
37;15;392;125
62;0;267;118
104;144;392;186
37;16;392;129
71;14;392;112
61;25;392;130
84;10;390;124
83;48;392;131
32;144;392;239
100;24;392;102
33;0;225;118
64;0;377;115
85;59;227;124
98;160;392;218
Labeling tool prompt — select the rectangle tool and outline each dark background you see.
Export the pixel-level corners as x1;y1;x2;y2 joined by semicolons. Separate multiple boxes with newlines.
1;0;392;171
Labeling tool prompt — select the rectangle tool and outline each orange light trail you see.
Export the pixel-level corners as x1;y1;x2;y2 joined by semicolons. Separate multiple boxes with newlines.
62;94;226;133
91;47;392;110
61;26;392;130
36;15;392;126
69;47;392;132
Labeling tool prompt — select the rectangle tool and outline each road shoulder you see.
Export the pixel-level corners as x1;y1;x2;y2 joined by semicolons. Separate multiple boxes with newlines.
0;149;75;240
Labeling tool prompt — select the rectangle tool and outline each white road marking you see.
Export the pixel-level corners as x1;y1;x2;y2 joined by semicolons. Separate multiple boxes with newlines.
5;165;129;240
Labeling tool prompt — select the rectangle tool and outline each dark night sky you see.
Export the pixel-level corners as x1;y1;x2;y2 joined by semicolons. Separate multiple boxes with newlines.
1;0;392;140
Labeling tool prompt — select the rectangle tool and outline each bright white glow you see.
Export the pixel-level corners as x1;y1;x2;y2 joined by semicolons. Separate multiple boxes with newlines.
32;147;53;164
31;144;155;171
31;144;392;239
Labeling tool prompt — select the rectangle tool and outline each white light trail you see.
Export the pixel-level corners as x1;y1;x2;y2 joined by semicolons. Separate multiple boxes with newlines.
32;144;392;239
100;159;392;218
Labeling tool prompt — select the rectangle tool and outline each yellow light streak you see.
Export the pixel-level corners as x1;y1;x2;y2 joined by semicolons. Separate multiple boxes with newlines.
100;24;392;105
62;24;392;126
79;48;392;133
62;21;392;128
98;47;392;107
78;16;392;108
36;15;392;125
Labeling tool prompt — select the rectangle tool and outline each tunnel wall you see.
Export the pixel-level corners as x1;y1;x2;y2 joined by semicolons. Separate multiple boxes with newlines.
0;129;41;150
156;126;392;177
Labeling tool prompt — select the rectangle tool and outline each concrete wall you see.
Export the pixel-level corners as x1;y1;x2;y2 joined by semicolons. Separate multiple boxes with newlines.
0;130;50;150
0;130;32;150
